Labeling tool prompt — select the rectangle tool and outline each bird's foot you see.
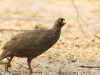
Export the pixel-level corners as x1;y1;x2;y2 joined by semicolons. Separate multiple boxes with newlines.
5;68;9;72
5;64;10;72
23;67;33;73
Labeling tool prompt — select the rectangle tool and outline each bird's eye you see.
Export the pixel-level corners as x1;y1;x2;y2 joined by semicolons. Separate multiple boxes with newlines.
59;19;61;22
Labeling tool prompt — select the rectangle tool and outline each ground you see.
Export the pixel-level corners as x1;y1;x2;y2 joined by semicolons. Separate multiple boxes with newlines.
0;0;100;75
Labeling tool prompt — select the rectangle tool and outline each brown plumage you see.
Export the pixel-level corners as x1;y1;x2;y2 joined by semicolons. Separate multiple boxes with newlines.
0;18;66;73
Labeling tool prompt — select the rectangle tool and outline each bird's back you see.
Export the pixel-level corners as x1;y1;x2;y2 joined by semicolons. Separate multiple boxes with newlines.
2;29;60;58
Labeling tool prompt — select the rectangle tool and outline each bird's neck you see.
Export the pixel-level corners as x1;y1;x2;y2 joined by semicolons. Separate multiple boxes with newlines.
51;26;62;34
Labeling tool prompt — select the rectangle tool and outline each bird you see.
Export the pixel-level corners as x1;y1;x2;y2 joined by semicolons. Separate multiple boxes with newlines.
0;18;66;73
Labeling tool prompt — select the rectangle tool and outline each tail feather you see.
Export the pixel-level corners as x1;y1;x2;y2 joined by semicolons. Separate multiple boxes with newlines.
0;51;7;60
0;50;12;60
0;56;4;60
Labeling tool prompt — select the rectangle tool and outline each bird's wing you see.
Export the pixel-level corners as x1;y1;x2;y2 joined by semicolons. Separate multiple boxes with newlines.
2;30;46;52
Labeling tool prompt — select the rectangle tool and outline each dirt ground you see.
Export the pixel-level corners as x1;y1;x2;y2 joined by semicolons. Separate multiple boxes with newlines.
0;0;100;75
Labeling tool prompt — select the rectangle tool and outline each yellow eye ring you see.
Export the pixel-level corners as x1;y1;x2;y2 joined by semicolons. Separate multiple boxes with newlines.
59;19;61;22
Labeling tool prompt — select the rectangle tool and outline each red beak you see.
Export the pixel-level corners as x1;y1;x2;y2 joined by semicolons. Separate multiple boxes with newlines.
62;20;66;24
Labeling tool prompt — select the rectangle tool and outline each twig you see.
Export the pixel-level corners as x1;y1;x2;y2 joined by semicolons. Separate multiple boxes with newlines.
72;0;87;37
78;65;100;68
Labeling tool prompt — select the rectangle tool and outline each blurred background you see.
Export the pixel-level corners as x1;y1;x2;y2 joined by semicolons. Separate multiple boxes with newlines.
0;0;100;35
0;0;100;75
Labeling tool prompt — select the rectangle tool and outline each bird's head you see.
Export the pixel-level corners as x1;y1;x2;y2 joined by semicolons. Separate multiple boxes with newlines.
54;18;66;28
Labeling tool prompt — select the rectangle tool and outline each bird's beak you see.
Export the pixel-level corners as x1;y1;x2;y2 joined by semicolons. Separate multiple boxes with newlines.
62;20;66;25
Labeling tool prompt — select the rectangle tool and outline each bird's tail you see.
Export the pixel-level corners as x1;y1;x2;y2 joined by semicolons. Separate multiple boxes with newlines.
0;57;3;60
0;50;12;60
0;51;6;60
0;56;4;60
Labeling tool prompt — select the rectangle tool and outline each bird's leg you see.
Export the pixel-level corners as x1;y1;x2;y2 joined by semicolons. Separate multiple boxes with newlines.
6;57;11;67
27;58;33;73
5;56;13;71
